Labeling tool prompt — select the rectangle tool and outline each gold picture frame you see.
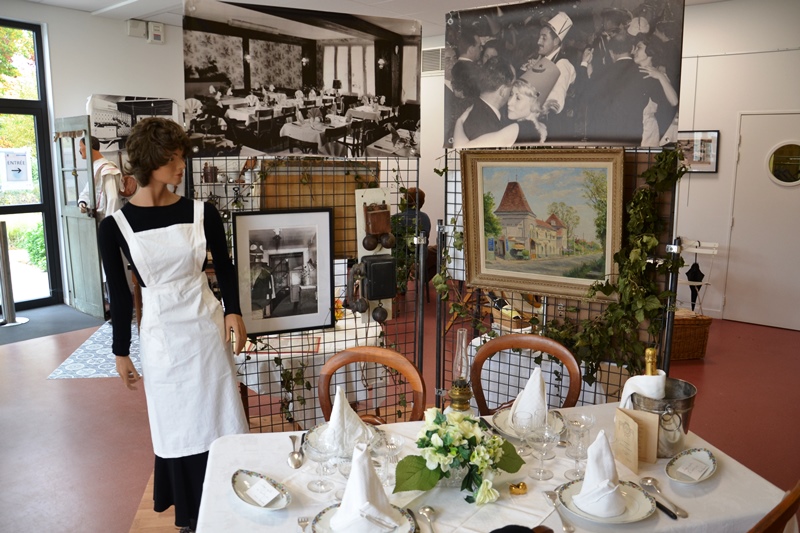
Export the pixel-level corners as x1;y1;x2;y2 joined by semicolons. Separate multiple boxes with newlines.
460;148;624;300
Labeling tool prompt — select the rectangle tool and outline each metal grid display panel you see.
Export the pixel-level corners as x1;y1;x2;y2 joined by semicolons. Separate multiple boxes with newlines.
187;154;423;432
437;148;676;410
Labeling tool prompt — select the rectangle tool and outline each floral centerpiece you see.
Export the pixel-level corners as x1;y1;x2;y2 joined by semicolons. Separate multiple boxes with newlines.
393;408;524;504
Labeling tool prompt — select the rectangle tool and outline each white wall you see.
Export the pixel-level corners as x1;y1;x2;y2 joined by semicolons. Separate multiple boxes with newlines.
5;0;185;119
675;0;800;318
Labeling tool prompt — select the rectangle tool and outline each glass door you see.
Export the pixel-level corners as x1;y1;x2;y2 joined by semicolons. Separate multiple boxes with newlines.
0;19;61;312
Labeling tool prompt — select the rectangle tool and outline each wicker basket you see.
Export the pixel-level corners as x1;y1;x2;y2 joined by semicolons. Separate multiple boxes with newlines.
670;312;712;360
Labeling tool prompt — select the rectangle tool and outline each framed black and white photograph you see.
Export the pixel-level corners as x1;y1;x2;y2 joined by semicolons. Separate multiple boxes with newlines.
678;130;720;173
182;0;422;158
444;0;685;149
461;148;624;300
233;208;334;336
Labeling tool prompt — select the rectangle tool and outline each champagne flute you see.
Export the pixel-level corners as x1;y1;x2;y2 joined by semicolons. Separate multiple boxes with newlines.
302;438;335;493
511;411;534;456
534;409;557;460
529;424;559;480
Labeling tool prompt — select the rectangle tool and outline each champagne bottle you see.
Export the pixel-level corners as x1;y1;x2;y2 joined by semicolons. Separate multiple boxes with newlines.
644;347;658;376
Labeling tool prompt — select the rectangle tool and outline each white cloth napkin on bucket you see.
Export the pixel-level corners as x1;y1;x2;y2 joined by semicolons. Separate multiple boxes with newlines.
573;430;627;517
330;443;401;532
619;370;666;409
509;367;547;427
320;386;369;455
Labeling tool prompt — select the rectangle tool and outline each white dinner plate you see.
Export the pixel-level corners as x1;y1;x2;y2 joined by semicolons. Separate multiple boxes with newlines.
491;408;565;440
231;469;291;510
666;447;718;483
311;503;416;532
557;480;656;524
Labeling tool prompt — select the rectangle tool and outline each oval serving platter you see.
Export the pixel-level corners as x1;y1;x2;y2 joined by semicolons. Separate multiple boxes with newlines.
231;469;291;511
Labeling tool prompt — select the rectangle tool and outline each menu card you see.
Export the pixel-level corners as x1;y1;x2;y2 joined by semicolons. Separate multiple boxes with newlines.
613;408;659;473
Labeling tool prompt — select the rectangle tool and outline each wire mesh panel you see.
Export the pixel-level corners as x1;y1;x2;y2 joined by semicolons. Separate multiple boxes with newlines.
187;153;421;432
437;147;676;410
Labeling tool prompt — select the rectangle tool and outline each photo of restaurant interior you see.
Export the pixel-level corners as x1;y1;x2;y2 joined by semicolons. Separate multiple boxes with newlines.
1;0;798;532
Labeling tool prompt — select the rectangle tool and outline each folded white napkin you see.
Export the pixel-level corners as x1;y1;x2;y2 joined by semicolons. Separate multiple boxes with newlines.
295;90;304;99
509;367;547;428
226;87;233;96
619;370;666;409
573;430;626;517
330;443;401;532
320;386;369;455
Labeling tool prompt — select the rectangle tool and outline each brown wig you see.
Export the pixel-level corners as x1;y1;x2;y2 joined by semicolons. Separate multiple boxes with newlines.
123;118;191;187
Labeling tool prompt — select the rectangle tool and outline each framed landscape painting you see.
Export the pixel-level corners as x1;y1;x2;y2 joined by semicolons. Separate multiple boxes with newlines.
460;149;624;300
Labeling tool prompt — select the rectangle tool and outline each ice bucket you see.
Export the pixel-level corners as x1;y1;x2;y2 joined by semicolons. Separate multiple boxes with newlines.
631;377;697;458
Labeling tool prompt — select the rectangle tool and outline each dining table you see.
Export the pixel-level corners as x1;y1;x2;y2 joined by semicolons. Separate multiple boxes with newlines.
345;104;392;123
365;129;420;158
279;116;349;157
196;401;794;532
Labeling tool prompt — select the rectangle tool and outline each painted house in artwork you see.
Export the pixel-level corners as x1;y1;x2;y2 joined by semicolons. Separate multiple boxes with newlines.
493;182;565;259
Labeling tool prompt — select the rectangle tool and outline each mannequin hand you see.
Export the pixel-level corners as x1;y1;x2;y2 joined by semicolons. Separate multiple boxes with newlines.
225;314;247;355
115;356;141;390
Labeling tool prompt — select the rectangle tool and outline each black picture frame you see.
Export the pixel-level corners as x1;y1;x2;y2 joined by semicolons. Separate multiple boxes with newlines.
678;130;720;173
233;208;334;336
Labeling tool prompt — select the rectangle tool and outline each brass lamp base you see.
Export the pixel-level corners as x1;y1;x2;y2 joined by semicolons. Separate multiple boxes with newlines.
448;381;473;412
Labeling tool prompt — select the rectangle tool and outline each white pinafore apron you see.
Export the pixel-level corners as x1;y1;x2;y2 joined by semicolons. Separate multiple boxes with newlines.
113;201;248;458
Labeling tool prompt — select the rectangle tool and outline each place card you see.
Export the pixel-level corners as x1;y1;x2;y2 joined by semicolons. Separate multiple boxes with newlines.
676;457;710;480
614;408;660;473
245;478;280;507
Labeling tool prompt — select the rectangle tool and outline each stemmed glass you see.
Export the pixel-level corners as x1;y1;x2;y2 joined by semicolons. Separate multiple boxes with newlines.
534;409;558;460
564;413;595;480
370;433;404;487
303;438;335;493
529;410;559;480
565;441;589;480
511;411;534;457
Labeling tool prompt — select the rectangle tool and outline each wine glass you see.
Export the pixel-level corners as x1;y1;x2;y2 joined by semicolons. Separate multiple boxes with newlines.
533;409;557;460
529;424;559;480
511;411;534;457
302;438;335;493
370;433;404;487
565;441;588;480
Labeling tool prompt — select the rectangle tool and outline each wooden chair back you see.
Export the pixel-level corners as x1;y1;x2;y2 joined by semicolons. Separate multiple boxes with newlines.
318;346;426;424
747;480;800;533
471;333;582;415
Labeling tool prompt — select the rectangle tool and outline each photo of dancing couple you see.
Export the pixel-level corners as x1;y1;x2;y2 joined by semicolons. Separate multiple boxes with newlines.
444;0;685;148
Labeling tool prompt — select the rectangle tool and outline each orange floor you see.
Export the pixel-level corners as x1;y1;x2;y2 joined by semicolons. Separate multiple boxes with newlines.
1;303;798;532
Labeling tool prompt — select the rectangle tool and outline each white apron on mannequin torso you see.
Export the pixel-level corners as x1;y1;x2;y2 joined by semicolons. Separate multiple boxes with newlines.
113;201;248;458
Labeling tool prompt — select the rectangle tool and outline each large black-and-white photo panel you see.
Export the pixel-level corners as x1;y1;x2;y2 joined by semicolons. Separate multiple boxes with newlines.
233;209;334;336
183;0;422;158
445;0;684;149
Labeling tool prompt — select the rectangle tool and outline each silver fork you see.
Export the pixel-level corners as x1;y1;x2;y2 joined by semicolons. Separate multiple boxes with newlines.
297;516;310;532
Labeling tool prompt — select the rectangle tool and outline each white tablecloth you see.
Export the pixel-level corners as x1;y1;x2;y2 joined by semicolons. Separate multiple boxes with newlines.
197;402;793;532
279;119;348;157
345;104;392;122
365;129;419;158
234;314;382;427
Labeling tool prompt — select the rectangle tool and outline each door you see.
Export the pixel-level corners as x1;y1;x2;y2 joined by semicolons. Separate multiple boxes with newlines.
54;116;104;318
0;19;63;313
723;112;800;330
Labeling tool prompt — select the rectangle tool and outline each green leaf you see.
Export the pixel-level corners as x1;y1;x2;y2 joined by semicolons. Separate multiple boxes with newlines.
496;439;525;473
393;455;442;493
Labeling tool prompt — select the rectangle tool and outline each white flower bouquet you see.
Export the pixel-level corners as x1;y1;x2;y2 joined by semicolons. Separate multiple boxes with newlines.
393;408;524;504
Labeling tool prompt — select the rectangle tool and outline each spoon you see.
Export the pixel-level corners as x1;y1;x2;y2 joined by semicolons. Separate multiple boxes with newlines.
543;491;575;532
640;477;689;518
288;435;303;469
418;506;436;532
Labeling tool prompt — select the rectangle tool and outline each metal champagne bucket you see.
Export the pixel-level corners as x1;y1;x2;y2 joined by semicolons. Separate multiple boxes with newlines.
631;377;697;458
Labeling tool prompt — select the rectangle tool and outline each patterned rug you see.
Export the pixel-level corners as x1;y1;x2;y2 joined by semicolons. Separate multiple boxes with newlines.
48;322;142;379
